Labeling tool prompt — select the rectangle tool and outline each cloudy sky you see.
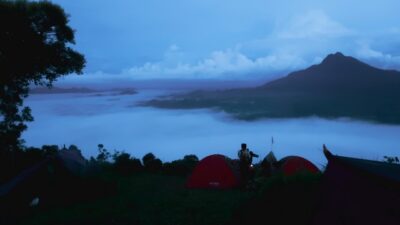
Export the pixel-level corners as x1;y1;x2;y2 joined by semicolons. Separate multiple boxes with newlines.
52;0;400;81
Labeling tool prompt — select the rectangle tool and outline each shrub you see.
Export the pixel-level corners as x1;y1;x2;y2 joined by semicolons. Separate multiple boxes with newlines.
142;153;162;172
41;145;59;156
113;152;143;175
163;154;199;176
183;154;199;162
383;156;400;164
142;153;155;166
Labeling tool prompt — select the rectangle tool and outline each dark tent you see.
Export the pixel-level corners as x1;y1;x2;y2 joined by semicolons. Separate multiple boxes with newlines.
313;148;400;225
0;149;88;209
57;149;87;175
279;156;320;176
186;154;240;189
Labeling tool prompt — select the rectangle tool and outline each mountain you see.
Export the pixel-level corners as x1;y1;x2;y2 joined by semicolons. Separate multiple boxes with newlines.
144;53;400;124
259;52;400;94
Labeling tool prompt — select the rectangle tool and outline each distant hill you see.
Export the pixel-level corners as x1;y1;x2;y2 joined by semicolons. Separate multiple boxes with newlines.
30;86;138;96
143;52;400;124
30;87;97;94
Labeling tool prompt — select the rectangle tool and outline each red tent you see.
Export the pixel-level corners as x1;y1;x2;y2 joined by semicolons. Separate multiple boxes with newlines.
186;154;240;189
279;156;320;176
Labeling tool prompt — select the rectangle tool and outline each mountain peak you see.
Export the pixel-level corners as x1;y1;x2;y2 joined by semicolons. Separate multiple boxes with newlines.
318;52;367;70
330;52;345;57
261;52;400;92
322;52;347;63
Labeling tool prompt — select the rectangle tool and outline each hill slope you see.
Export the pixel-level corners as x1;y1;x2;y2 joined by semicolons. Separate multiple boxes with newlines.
260;52;400;94
144;52;400;124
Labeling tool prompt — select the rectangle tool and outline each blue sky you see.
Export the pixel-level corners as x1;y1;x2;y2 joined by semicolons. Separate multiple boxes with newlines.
52;0;400;81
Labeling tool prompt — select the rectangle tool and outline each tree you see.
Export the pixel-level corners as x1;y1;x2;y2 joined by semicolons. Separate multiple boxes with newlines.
113;152;143;174
183;154;199;162
383;156;400;164
142;152;163;172
142;152;156;166
163;155;199;176
0;0;85;155
96;144;110;162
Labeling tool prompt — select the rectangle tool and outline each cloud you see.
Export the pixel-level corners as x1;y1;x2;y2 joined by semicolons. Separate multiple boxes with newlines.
355;41;400;69
62;10;400;82
122;46;307;79
277;10;354;39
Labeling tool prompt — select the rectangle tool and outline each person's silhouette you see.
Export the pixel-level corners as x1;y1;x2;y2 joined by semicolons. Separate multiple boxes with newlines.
237;143;258;187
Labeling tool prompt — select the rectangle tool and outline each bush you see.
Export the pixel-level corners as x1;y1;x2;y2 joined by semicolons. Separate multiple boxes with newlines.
142;153;155;166
113;152;143;175
142;153;162;172
183;154;199;162
163;154;199;176
230;173;321;225
147;158;163;172
41;145;60;156
383;155;400;164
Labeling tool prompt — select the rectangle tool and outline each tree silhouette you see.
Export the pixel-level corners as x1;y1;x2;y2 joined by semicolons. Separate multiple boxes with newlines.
96;144;110;162
142;153;162;171
0;0;85;156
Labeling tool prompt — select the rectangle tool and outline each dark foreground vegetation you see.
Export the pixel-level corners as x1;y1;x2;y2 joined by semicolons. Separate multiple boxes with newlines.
0;145;321;225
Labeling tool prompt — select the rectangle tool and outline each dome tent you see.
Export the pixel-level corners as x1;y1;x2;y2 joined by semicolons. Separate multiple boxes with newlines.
186;154;240;189
0;149;88;209
279;156;320;176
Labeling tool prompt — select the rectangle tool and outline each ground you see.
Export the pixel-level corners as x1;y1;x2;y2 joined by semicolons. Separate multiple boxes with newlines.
17;173;255;225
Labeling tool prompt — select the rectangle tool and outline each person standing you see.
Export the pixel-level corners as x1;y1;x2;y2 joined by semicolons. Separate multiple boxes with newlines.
237;143;258;187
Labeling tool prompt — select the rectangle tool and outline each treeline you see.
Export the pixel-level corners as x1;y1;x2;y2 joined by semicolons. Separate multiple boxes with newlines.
93;144;200;176
0;144;200;185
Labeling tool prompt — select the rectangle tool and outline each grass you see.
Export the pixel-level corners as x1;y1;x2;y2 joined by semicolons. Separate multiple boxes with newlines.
18;173;254;225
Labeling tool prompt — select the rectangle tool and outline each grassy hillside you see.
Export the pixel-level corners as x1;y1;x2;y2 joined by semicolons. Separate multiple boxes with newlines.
18;173;252;225
15;172;320;225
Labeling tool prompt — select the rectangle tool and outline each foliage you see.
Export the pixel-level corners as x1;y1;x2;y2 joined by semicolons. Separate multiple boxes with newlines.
184;154;199;162
19;173;253;225
1;144;62;183
383;156;400;164
113;151;143;175
231;173;321;225
96;144;111;163
67;144;81;152
0;0;85;156
4;144;324;225
163;154;199;176
142;153;156;165
142;152;163;172
256;172;321;194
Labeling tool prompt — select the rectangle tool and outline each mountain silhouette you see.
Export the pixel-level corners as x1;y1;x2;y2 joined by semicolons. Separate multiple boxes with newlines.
260;52;400;95
146;52;400;124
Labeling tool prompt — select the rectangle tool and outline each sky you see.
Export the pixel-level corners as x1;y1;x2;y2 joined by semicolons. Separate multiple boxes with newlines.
51;0;400;82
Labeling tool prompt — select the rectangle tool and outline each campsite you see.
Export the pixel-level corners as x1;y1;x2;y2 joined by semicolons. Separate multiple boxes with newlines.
1;144;400;225
2;0;400;224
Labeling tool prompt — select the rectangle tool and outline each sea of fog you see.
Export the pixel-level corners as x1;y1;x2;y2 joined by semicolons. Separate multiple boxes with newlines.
23;89;400;167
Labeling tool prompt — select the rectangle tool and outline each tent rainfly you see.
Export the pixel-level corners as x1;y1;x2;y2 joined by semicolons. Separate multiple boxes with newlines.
186;154;240;189
313;146;400;225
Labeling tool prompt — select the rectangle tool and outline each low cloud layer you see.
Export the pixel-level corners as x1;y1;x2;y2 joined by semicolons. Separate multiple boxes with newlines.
24;90;400;165
123;47;306;79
